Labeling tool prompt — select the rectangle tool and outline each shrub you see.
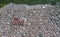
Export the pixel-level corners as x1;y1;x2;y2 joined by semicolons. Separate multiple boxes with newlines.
51;1;56;5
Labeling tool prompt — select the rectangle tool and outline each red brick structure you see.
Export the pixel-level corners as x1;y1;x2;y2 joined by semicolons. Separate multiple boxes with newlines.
12;18;25;25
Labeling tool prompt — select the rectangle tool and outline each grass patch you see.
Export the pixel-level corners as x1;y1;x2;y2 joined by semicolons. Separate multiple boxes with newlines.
0;3;5;8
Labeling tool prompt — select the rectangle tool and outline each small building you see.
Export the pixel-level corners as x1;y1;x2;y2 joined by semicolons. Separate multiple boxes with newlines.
12;17;25;25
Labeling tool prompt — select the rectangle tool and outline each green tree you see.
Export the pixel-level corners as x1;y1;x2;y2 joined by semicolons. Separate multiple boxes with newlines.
39;33;43;37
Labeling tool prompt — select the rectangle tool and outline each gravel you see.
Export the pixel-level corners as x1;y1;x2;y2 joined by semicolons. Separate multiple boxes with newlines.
0;3;60;37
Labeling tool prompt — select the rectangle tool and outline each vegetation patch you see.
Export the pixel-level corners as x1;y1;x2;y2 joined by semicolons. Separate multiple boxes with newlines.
0;0;60;7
